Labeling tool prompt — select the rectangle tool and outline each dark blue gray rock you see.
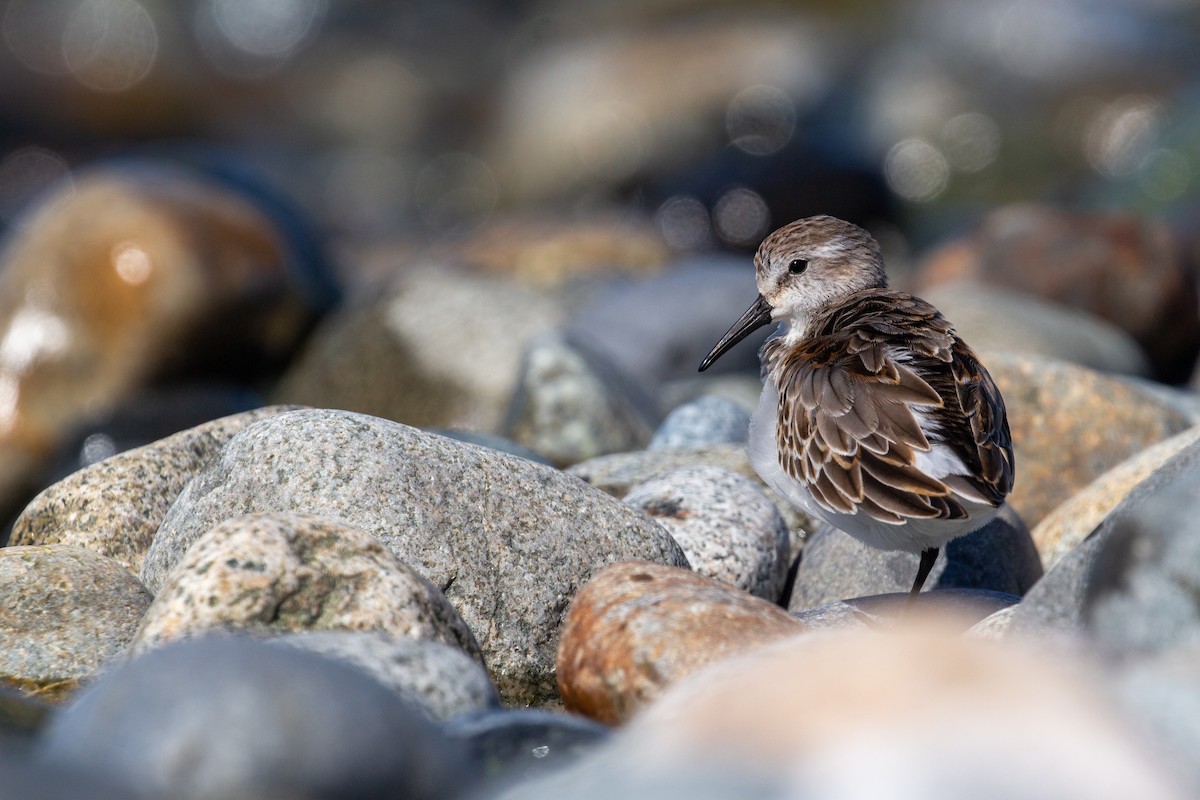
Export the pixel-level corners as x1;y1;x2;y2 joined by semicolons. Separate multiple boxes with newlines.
788;506;1042;611
792;590;1020;632
37;636;470;800
649;396;751;450
0;755;134;800
447;708;610;789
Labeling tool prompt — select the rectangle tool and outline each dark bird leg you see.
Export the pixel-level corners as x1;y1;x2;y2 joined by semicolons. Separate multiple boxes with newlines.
908;547;939;603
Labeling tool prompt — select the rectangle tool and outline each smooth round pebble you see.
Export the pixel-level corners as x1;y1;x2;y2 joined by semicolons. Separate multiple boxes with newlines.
37;636;469;800
649;396;751;449
269;631;498;720
0;545;151;700
556;562;805;724
131;512;483;664
623;466;789;600
788;506;1042;611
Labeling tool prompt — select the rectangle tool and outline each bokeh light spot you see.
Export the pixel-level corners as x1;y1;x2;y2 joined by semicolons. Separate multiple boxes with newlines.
884;138;950;202
726;85;796;156
62;0;158;92
941;112;1001;173
112;241;153;285
81;432;118;466
655;195;712;251
1085;95;1161;177
713;187;769;247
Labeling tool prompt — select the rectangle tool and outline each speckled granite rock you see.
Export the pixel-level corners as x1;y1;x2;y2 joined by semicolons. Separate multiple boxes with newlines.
141;409;688;705
623;467;789;601
37;636;469;800
503;331;660;467
789;506;1041;611
1033;425;1200;569
922;280;1151;376
569;445;819;543
0;546;151;701
986;353;1191;528
10;406;297;574
556;562;805;724
131;513;482;663
269;631;498;720
275;261;563;432
649;396;751;450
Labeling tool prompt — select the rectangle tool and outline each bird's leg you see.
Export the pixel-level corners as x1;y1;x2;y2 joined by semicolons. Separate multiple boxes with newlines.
908;547;939;601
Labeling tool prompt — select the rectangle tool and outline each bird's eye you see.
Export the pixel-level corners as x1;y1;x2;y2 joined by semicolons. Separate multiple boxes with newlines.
788;258;808;274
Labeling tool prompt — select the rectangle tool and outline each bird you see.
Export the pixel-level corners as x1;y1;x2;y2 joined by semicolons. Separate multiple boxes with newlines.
698;215;1014;600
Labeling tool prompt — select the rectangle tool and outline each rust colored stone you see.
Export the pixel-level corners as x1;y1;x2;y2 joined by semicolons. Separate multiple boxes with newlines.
556;561;805;724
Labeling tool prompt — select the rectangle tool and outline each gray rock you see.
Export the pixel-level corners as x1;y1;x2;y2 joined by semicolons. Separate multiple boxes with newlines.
447;708;610;788
788;506;1042;611
569;445;819;544
623;467;789;601
966;605;1019;640
0;755;134;800
0;687;52;750
269;631;498;720
275;261;563;432
1011;438;1200;639
141;409;688;705
1084;447;1200;654
503;331;660;467
792;589;1019;633
565;257;768;389
649;396;751;450
37;636;469;800
923;281;1151;377
0;545;151;700
9;406;297;575
131;513;482;663
428;428;553;465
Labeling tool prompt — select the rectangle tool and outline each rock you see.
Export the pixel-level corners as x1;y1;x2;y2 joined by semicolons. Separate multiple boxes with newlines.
0;162;332;513
661;373;763;421
966;606;1019;640
1084;448;1200;655
556;562;805;724
845;588;1021;629
439;213;669;286
0;687;52;747
1010;437;1200;637
36;636;470;800
986;353;1192;528
427;428;553;465
788;507;1042;611
447;708;611;788
130;513;483;664
565;257;768;389
0;755;135;800
503;331;660;467
604;628;1187;799
274;260;563;432
10;406;297;574
270;631;497;721
0;545;151;702
569;445;819;541
623;467;789;601
140;409;688;705
917;206;1199;382
1033;425;1200;570
921;280;1151;376
649;396;751;450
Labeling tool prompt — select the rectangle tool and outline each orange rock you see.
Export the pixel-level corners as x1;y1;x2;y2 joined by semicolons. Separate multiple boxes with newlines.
556;561;804;724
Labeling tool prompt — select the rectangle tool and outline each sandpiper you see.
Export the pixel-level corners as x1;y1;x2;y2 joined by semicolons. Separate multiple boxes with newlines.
699;215;1014;599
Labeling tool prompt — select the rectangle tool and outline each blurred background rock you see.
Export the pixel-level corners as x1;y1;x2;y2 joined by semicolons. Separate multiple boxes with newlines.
1;0;1200;538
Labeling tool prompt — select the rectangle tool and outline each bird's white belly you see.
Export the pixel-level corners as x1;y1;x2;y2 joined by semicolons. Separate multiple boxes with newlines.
746;380;1000;554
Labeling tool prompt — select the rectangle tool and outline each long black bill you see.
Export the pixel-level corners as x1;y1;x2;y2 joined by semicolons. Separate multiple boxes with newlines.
698;294;773;372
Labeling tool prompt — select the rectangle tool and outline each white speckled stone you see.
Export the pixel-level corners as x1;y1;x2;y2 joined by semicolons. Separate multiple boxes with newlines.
131;513;482;663
10;406;298;574
140;409;688;705
624;467;789;601
650;396;751;450
269;631;499;720
0;545;151;698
